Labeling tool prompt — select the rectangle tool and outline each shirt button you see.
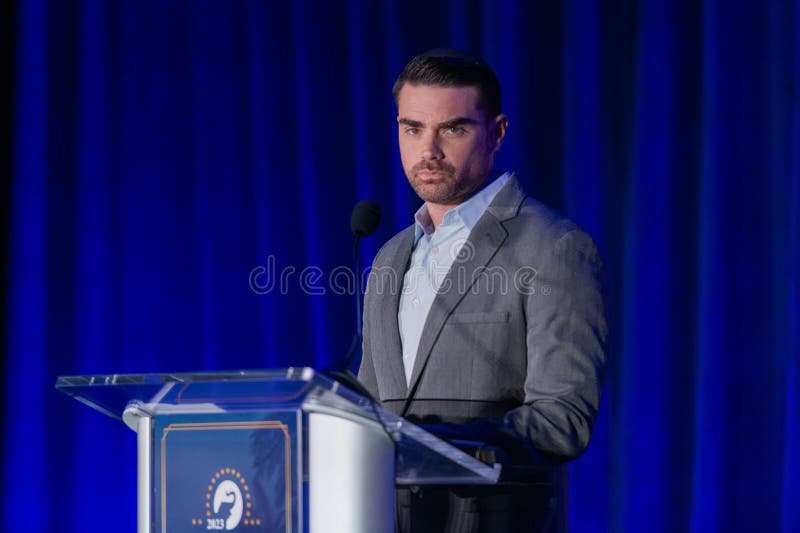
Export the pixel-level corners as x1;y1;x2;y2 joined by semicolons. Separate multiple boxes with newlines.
412;297;420;306
431;247;439;254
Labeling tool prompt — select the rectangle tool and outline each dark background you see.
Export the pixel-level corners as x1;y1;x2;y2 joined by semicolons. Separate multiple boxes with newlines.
2;1;798;531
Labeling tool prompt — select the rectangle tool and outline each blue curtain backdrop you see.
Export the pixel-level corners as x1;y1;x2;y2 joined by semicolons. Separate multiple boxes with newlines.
3;0;798;531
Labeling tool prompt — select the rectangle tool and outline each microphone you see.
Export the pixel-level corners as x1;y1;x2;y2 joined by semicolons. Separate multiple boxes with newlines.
326;200;381;395
349;200;381;342
351;199;382;237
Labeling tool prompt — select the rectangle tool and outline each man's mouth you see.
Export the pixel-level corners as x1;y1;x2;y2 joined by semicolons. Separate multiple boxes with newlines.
415;166;453;181
417;170;445;180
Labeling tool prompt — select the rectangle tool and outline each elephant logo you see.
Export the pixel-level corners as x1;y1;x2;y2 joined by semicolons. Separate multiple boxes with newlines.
213;479;243;530
195;467;262;530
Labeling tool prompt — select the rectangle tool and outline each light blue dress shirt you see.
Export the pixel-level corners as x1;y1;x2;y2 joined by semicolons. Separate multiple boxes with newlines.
398;172;511;385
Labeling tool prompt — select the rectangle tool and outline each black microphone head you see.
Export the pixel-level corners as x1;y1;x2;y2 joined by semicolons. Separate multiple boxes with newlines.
350;199;382;237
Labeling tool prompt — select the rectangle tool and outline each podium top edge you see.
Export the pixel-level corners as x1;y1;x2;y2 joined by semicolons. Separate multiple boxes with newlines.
55;367;316;388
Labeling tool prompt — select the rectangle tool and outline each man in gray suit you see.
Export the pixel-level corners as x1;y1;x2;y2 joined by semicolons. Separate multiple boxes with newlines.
358;50;608;532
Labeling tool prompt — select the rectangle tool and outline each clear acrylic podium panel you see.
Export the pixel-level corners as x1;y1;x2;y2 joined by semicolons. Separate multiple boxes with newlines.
56;367;500;486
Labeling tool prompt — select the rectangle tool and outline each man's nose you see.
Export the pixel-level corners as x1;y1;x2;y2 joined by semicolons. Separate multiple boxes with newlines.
420;133;444;160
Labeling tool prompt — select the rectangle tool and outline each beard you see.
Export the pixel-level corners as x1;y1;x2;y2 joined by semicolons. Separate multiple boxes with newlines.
406;161;481;205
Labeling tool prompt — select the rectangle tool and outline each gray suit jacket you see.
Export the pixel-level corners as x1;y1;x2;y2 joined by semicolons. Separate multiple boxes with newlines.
358;174;608;467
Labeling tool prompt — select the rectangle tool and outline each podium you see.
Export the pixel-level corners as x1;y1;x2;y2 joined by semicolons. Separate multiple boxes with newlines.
56;368;500;532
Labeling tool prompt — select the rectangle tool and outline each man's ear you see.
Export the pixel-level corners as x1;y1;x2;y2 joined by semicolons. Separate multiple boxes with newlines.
489;114;509;153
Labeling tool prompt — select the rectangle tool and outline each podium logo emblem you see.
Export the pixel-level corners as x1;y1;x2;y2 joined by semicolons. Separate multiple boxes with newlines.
192;467;262;530
213;479;242;529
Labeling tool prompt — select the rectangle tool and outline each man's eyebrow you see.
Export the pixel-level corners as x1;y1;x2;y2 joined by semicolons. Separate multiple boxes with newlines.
397;117;479;129
398;118;424;128
438;117;477;129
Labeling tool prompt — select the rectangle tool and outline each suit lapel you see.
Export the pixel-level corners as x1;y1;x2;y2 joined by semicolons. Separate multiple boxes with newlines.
402;176;528;413
372;226;414;399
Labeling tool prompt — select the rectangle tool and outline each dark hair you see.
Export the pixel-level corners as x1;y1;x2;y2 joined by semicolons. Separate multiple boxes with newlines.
392;49;502;118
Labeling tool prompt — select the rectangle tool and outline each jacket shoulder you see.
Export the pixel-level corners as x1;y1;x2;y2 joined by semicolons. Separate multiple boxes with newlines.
513;197;583;241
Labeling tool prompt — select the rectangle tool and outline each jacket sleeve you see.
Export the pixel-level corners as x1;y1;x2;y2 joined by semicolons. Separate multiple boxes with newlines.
507;228;608;462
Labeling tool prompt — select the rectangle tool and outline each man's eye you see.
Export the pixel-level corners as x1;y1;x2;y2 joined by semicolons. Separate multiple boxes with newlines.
443;126;465;135
405;127;420;135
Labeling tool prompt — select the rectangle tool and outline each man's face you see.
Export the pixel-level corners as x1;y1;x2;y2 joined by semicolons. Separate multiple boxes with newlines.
396;84;507;207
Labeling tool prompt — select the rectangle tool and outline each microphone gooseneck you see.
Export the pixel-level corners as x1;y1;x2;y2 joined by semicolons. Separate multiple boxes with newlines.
345;200;381;369
327;200;381;399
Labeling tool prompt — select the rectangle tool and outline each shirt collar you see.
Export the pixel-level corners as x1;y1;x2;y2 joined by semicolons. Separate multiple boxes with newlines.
413;172;511;242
